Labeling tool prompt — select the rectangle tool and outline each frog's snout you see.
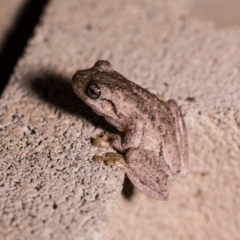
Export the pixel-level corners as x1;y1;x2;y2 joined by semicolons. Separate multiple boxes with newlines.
71;72;84;96
71;71;80;85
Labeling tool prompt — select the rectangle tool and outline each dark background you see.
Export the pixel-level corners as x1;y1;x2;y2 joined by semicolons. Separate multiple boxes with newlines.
0;0;49;95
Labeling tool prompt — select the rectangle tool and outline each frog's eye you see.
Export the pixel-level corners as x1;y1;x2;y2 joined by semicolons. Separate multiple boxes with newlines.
86;82;101;99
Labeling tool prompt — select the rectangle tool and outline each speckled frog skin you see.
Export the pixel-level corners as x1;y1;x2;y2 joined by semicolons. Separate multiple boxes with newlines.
71;60;188;200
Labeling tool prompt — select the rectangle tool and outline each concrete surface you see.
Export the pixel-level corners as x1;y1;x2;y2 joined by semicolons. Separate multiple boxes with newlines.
0;0;240;240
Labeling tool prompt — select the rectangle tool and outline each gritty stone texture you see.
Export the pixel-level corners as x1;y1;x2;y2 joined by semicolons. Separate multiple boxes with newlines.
0;0;240;240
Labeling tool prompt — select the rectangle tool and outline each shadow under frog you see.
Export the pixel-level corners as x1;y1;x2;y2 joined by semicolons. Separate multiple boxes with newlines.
28;71;116;133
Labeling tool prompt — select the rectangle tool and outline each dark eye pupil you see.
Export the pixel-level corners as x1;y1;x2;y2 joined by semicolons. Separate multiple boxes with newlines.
87;83;101;99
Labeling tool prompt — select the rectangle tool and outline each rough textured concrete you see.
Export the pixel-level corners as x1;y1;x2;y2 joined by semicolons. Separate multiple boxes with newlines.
1;0;240;240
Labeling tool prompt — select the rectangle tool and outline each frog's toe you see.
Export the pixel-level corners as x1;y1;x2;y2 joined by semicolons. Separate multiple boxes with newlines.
146;88;163;100
104;158;128;168
93;155;104;162
93;152;128;168
92;135;111;148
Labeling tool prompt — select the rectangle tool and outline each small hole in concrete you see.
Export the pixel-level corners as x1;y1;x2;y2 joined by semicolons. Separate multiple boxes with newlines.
53;202;58;209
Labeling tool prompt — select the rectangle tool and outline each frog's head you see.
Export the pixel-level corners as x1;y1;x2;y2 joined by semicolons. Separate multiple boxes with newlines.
71;60;129;131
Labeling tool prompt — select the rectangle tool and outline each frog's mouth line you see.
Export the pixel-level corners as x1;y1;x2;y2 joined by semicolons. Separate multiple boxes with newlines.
102;98;120;118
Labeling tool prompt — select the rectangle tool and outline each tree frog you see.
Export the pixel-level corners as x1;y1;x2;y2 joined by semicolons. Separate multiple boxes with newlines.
71;60;188;200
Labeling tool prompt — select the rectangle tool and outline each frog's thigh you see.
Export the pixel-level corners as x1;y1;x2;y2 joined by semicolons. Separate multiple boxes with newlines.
124;148;170;200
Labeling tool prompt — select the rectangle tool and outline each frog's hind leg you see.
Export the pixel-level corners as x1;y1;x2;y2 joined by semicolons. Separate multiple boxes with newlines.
124;148;171;201
93;149;171;201
166;100;188;177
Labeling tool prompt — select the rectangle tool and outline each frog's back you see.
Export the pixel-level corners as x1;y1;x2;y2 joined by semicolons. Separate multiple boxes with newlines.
88;60;177;143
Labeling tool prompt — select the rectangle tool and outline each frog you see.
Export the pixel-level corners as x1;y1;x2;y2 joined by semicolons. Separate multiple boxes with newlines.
71;60;188;200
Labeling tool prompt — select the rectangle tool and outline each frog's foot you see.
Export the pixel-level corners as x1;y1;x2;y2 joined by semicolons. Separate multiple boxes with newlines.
146;88;163;100
92;133;123;152
92;134;116;148
93;152;129;168
156;93;163;100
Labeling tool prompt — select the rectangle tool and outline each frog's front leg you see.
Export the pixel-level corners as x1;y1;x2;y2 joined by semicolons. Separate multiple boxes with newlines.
93;121;144;152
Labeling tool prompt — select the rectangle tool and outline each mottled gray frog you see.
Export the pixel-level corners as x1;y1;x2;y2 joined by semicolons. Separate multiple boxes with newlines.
71;60;188;200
